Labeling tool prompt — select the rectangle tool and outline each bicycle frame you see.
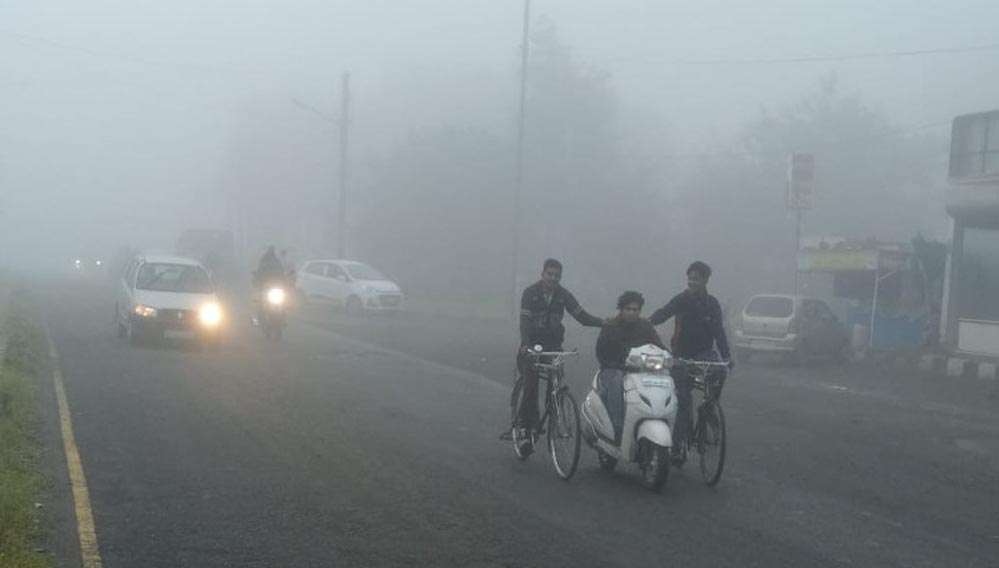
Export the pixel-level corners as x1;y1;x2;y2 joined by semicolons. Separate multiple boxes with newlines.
673;358;729;437
528;350;577;432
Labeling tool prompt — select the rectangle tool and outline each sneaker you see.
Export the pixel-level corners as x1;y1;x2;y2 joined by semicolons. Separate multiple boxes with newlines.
516;428;535;454
671;445;686;466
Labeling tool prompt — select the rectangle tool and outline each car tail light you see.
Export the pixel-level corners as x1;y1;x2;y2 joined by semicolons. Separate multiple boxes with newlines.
788;315;800;335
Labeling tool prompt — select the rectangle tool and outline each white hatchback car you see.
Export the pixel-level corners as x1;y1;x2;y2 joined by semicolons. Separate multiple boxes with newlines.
296;260;404;313
115;254;225;347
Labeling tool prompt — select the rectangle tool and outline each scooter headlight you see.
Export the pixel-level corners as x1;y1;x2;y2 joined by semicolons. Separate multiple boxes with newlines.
266;288;286;306
199;303;223;327
641;353;668;371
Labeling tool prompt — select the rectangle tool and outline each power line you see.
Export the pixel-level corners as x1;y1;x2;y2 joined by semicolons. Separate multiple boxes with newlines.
0;28;278;76
645;120;951;161
607;42;999;66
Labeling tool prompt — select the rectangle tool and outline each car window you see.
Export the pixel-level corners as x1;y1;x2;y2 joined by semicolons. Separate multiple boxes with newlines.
343;262;385;281
305;263;325;276
125;259;143;286
328;264;348;280
745;296;794;318
136;263;213;294
123;260;138;285
800;300;819;319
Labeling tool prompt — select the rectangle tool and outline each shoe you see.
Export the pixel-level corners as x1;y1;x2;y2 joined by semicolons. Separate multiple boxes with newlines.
516;433;534;457
671;445;686;466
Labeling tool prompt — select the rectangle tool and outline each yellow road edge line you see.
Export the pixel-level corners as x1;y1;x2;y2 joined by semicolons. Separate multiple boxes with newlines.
50;342;104;568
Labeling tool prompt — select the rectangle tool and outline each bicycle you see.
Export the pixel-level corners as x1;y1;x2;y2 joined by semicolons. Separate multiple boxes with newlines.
674;358;730;487
508;347;581;480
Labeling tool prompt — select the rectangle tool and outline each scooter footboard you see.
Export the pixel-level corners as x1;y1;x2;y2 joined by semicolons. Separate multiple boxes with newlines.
636;420;672;448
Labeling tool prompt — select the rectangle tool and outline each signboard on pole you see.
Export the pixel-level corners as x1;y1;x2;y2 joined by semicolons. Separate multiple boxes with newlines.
787;152;814;210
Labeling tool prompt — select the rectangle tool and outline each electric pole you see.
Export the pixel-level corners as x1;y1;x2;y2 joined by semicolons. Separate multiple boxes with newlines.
510;0;531;317
338;72;351;259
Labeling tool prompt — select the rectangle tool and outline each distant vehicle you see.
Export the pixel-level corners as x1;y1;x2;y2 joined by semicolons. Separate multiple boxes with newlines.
733;294;850;363
252;271;295;340
68;255;106;278
296;259;404;314
115;254;224;349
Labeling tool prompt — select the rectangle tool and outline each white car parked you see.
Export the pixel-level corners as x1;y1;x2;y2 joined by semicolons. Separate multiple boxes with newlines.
115;254;225;347
296;260;404;313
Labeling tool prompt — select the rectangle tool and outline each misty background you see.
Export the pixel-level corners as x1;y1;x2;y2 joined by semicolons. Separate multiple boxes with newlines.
2;0;998;313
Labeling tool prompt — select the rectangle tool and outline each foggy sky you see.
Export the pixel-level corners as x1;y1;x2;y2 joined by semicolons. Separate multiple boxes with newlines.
2;0;998;268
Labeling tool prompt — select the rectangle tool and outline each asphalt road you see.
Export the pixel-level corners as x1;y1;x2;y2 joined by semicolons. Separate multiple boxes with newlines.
32;276;999;567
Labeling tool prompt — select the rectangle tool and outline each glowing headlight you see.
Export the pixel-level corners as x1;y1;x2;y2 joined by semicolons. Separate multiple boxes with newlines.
641;353;668;371
133;305;157;318
199;303;223;326
266;288;286;306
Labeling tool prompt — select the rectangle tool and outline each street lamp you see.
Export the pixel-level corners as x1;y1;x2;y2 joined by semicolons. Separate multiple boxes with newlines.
292;72;351;259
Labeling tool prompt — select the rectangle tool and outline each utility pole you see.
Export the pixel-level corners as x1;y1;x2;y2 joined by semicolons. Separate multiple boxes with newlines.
338;72;351;259
510;0;531;317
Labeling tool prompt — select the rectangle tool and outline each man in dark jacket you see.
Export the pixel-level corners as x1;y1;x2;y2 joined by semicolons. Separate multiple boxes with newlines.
595;291;664;441
515;258;604;454
649;261;731;461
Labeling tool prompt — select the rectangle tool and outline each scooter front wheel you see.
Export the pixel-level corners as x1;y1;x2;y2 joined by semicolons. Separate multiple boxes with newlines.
640;439;670;492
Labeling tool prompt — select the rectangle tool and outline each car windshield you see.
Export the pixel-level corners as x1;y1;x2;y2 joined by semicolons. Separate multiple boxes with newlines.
343;263;385;281
136;263;213;294
745;296;794;318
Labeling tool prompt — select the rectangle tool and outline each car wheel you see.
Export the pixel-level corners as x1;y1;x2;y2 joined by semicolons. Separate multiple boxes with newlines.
115;305;127;339
782;349;802;366
127;319;142;347
345;296;363;315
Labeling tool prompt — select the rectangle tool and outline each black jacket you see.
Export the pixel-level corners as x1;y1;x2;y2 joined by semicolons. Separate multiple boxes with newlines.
520;281;602;348
596;317;665;369
649;290;731;360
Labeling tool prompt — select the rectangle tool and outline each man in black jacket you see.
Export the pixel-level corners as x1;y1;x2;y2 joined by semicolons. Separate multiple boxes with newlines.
649;261;732;462
515;258;604;454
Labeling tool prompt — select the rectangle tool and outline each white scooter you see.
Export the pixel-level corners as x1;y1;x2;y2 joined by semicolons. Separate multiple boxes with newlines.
581;344;678;492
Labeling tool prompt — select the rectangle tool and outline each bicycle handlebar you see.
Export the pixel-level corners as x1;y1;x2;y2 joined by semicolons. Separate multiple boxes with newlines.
674;358;731;368
527;349;579;358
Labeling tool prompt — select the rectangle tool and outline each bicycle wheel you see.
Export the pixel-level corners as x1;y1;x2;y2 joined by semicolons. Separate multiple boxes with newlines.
548;389;581;480
510;377;533;461
697;402;727;486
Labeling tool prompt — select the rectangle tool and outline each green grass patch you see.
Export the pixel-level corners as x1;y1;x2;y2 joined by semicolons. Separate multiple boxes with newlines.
0;305;53;568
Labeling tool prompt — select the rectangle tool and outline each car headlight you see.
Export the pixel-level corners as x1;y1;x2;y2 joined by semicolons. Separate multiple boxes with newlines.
133;305;157;318
199;303;223;326
266;288;286;306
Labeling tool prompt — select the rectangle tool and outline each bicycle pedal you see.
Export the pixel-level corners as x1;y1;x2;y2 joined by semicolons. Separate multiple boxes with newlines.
499;430;513;441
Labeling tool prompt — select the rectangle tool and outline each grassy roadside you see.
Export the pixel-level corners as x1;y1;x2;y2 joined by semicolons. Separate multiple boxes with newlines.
0;298;53;568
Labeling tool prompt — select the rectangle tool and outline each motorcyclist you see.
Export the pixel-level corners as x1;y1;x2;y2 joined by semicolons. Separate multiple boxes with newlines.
255;245;286;288
515;258;605;455
595;291;665;442
648;261;732;463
